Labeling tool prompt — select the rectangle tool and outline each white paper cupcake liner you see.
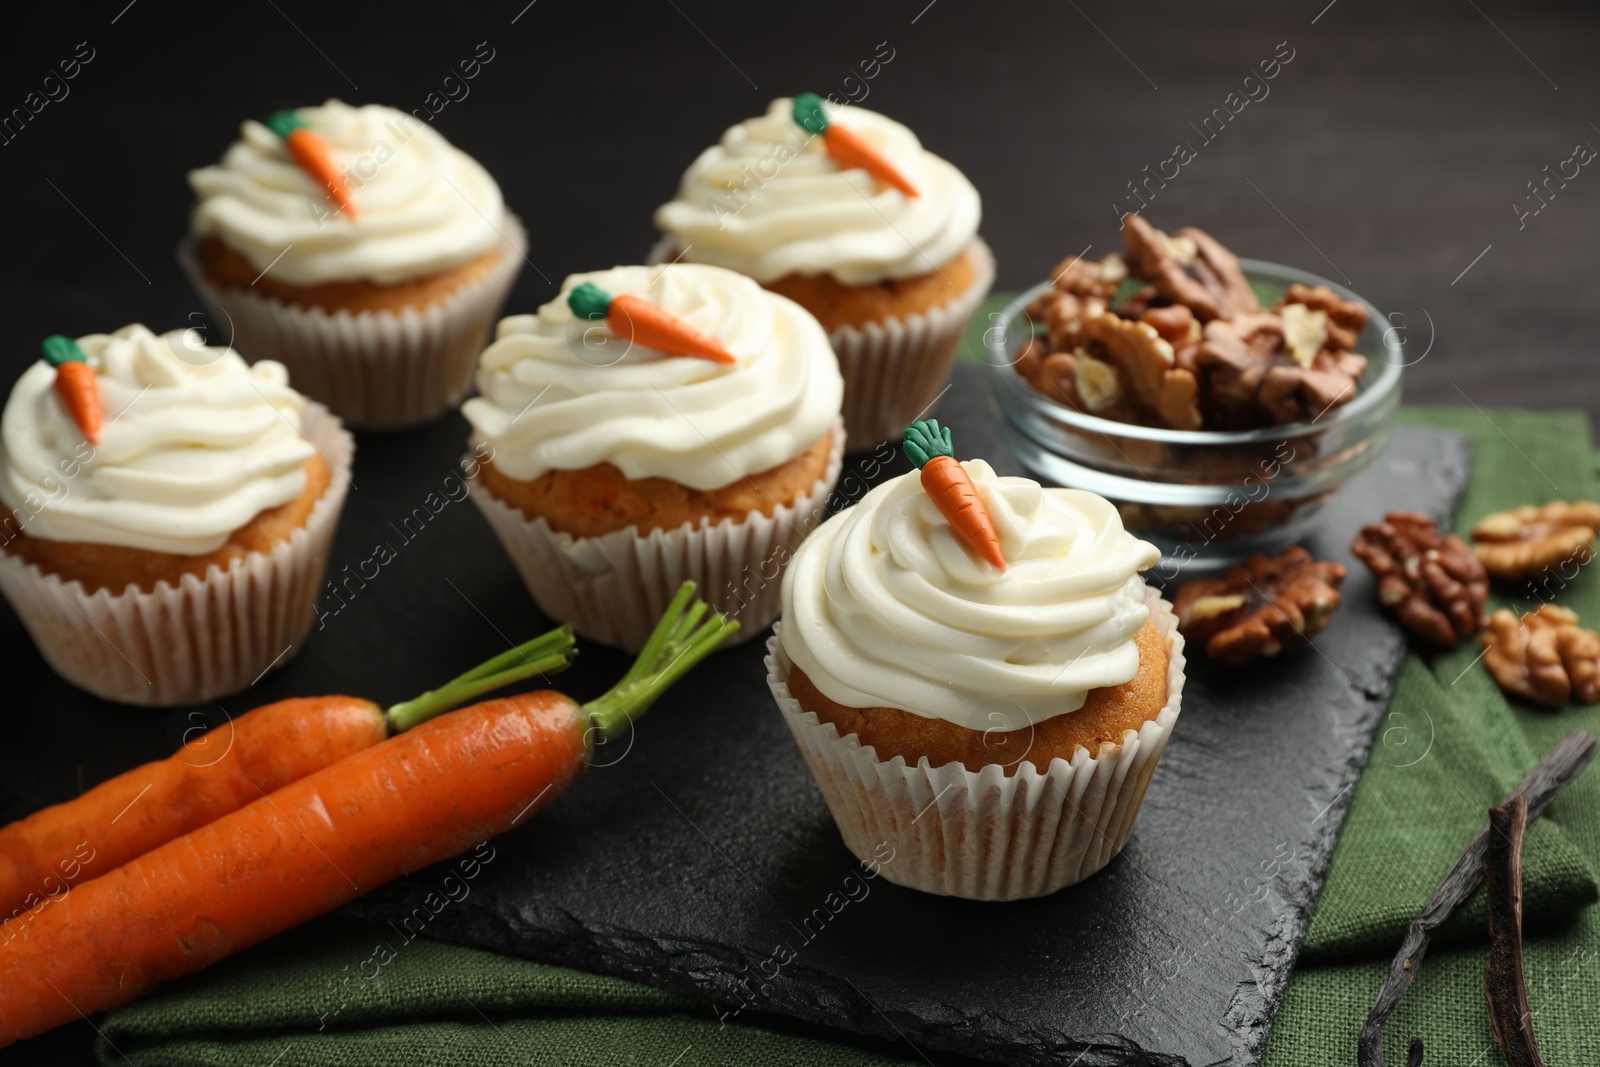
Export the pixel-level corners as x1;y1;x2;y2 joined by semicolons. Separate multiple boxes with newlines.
828;237;995;450
646;237;996;451
0;405;354;707
766;589;1185;901
178;215;526;430
468;418;845;653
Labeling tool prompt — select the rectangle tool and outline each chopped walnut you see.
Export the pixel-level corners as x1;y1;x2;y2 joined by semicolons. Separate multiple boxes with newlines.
1074;354;1124;411
1277;284;1368;354
1032;350;1081;406
1279;302;1328;368
1351;512;1489;648
1140;303;1199;346
1114;285;1162;320
1471;500;1600;581
1084;312;1202;430
1256;351;1367;425
1195;314;1283;414
1196;314;1365;427
1482;605;1600;707
1017;219;1370;433
1050;254;1123;300
1013;335;1047;381
1024;254;1128;355
1173;546;1346;665
1139;304;1203;374
1121;214;1260;321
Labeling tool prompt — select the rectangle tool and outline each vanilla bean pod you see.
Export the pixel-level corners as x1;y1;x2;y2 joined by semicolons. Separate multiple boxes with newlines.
1484;795;1544;1067
1355;729;1596;1067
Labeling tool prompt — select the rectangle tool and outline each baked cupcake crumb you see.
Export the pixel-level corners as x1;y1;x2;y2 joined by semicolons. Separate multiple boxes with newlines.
788;618;1170;774
758;246;980;332
197;238;503;315
4;455;331;594
477;433;833;539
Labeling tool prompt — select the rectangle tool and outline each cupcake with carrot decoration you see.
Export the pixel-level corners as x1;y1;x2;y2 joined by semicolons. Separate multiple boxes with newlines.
181;100;525;429
653;95;993;449
462;262;844;652
0;324;352;706
767;420;1184;900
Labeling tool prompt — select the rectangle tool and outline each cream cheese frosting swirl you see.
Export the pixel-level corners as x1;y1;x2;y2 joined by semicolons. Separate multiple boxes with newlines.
781;462;1161;726
0;325;316;555
189;100;506;286
464;264;842;490
654;98;981;285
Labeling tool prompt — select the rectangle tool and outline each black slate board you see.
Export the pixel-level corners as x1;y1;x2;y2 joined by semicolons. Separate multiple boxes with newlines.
0;366;1469;1067
314;368;1468;1067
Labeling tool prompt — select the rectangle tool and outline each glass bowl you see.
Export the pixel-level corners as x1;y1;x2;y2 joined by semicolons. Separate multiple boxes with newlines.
985;259;1402;577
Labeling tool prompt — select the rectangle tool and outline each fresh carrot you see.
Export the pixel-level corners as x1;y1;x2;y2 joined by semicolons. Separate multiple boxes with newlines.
902;419;1005;571
792;93;919;198
266;110;357;218
0;585;733;1047
568;282;736;364
0;626;576;923
39;336;101;445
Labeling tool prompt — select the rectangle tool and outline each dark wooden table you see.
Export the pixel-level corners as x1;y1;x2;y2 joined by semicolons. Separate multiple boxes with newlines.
0;1;1596;1063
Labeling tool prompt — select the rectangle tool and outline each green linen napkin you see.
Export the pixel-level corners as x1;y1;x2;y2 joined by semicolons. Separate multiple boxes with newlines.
96;398;1600;1067
1263;406;1600;1066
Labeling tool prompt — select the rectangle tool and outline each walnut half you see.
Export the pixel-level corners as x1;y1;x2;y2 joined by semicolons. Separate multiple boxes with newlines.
1121;214;1260;321
1173;546;1346;665
1350;512;1488;648
1482;605;1600;707
1471;500;1600;581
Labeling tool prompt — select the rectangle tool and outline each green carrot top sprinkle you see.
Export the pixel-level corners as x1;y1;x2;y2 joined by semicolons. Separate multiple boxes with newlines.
902;418;955;469
265;109;308;140
41;335;87;367
792;93;829;135
567;282;614;321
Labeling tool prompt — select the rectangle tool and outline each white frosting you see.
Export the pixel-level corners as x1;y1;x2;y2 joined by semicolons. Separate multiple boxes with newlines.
654;98;981;285
188;100;505;286
463;264;842;491
781;462;1161;726
0;325;316;555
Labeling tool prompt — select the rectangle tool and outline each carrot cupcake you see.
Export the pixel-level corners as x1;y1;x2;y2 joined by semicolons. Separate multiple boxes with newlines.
181;100;525;429
767;420;1183;900
654;96;993;449
0;324;352;706
463;263;845;652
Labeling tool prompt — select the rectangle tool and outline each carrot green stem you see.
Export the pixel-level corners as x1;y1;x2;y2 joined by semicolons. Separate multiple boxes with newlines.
41;335;88;367
568;282;613;320
792;93;830;135
265;109;308;139
384;626;578;733
902;418;954;468
584;582;738;742
445;625;576;688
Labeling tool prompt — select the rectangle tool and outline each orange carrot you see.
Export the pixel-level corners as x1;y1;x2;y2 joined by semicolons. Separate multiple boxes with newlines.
267;110;357;218
568;283;736;364
902;419;1005;571
792;93;919;198
0;627;576;923
39;337;101;445
0;586;733;1047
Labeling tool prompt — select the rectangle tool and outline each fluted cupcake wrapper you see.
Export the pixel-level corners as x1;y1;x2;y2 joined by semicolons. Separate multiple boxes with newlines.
766;589;1185;901
178;215;526;431
827;237;995;451
467;418;845;653
0;405;353;707
645;237;996;451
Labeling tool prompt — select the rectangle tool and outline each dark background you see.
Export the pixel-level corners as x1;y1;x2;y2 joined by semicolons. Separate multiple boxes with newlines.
3;0;1598;415
0;1;1597;1063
